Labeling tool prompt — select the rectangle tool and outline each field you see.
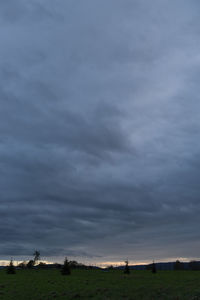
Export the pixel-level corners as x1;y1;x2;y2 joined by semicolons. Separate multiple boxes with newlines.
0;269;200;299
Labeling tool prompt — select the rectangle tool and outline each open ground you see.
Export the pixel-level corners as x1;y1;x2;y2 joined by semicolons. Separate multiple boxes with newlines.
0;269;200;299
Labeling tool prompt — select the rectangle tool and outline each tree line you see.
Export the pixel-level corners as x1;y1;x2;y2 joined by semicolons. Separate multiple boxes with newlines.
6;253;200;275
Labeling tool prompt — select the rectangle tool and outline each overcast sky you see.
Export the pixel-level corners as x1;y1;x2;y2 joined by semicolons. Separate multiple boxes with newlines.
1;0;200;265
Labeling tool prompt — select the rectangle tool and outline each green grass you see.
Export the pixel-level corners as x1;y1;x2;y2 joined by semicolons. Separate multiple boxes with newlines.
0;269;200;299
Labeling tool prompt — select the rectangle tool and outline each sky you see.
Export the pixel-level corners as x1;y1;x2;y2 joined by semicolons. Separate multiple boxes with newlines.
1;0;200;266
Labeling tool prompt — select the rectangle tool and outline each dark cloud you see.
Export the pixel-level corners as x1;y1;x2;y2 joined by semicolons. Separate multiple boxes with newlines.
0;0;200;264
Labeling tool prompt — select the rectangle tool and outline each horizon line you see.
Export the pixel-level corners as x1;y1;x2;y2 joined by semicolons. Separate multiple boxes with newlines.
0;257;200;267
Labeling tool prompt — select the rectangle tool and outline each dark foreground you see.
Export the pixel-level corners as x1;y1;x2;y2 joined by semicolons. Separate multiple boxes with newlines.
0;269;200;299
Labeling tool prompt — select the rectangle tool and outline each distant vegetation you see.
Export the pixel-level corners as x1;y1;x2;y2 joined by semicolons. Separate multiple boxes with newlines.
4;251;200;272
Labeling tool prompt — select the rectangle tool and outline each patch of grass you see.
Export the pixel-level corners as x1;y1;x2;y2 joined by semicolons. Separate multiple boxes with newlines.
0;269;200;299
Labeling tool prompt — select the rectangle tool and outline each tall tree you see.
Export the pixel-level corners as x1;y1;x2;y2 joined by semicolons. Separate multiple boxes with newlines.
61;257;71;275
27;250;40;269
124;260;130;274
152;261;157;273
7;259;16;274
33;250;40;264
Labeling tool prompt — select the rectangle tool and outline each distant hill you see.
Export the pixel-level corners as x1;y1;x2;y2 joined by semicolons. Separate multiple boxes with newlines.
114;261;200;271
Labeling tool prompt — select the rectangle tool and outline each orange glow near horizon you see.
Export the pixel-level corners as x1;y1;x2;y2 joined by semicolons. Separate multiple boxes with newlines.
0;260;54;266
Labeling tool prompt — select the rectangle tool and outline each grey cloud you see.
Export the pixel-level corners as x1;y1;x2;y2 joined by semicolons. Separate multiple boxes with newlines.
0;0;200;264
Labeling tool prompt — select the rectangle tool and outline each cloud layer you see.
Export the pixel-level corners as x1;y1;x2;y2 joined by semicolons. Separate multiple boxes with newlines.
1;0;200;263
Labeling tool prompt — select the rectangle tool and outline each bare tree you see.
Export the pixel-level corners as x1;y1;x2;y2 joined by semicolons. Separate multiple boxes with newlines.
33;250;40;264
27;250;40;269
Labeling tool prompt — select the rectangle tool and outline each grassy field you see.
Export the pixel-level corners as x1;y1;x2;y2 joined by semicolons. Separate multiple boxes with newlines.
0;269;200;299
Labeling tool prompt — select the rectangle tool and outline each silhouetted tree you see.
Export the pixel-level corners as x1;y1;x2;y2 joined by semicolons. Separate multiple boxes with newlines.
174;260;184;271
61;257;71;275
18;261;26;269
27;250;40;268
152;261;157;273
27;259;35;269
33;250;40;264
7;259;16;274
124;260;130;274
37;262;47;269
69;260;79;269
